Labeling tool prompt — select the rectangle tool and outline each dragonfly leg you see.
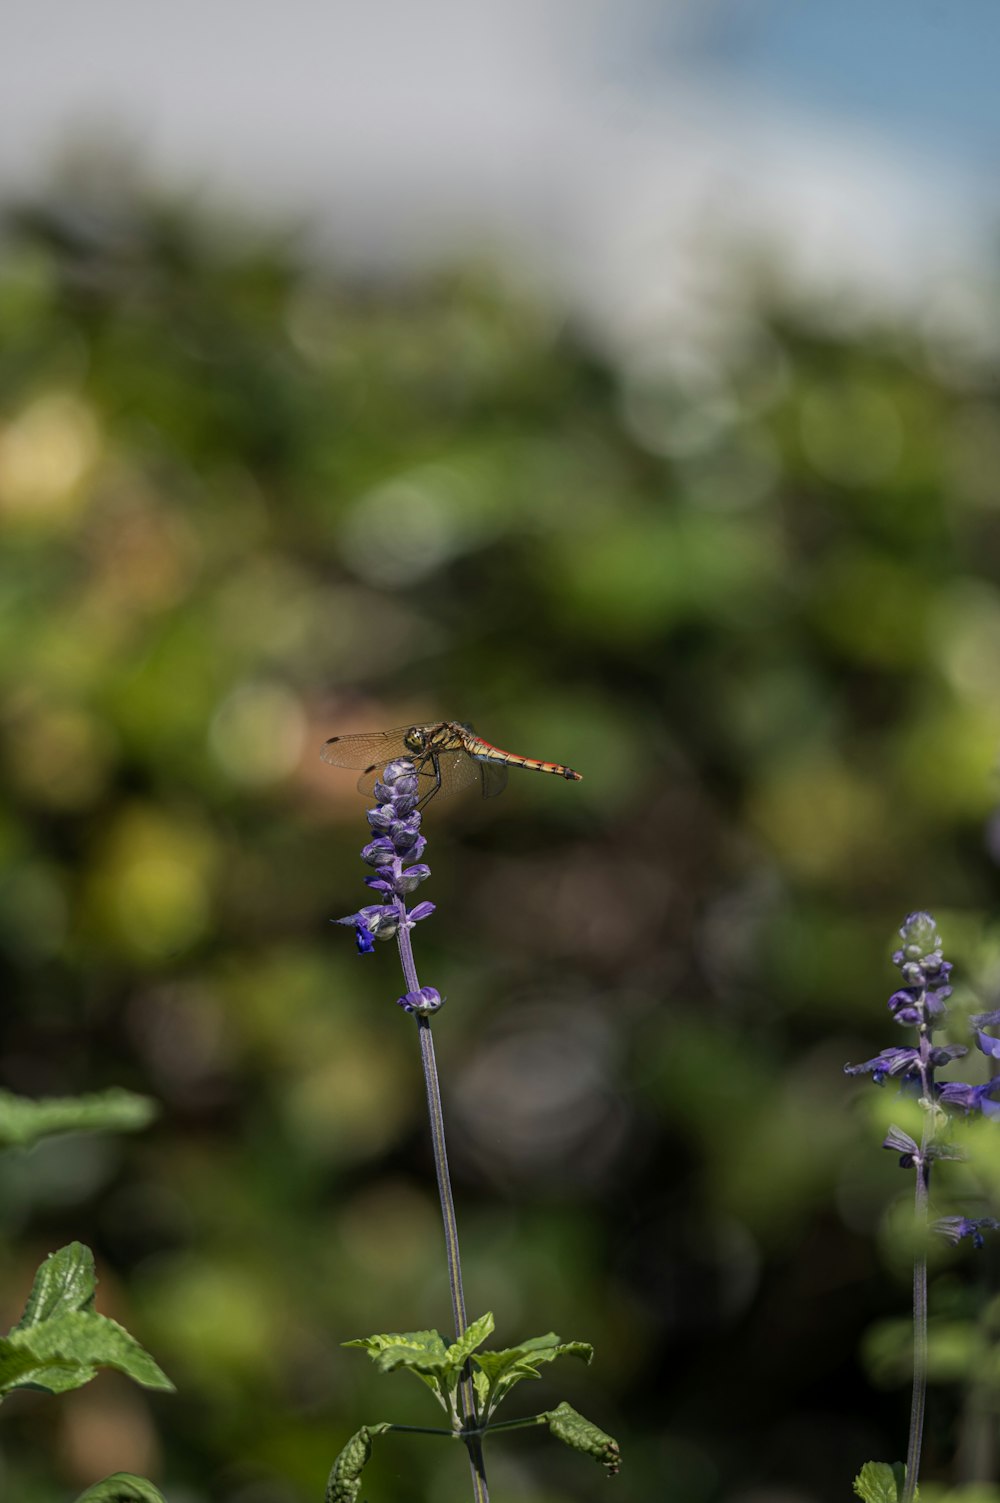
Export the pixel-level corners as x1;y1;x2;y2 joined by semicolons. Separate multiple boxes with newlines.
416;751;444;808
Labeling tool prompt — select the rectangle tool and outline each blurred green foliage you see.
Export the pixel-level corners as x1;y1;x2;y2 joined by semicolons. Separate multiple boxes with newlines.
2;179;1000;1501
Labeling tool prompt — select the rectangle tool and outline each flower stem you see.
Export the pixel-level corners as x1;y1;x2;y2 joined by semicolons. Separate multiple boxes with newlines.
902;1087;933;1502
903;1160;929;1502
397;915;489;1503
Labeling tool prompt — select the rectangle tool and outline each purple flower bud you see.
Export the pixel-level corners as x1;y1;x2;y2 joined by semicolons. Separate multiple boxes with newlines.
924;986;952;1017
976;1029;1000;1060
883;1125;920;1168
389;815;423;849
362;838;397;867
971;1008;1000;1030
381;758;420;789
364;861;432;897
408;901;436;924
367;804;396;834
888;989;922;1026
934;1216;1000;1248
930;1043;968;1068
897;911;941;958
397;986;444;1016
939;1079;1000;1118
373;764;420;805
844;1047;921;1084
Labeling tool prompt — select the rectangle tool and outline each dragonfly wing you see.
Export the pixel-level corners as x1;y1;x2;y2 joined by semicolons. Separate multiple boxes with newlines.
356;751;466;800
434;748;483;796
320;727;413;770
479;761;508;798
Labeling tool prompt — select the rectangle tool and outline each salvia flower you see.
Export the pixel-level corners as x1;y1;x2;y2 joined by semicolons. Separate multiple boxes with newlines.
397;986;444;1016
847;912;1000;1502
332;757;441;1002
845;911;1000;1248
934;1216;1000;1249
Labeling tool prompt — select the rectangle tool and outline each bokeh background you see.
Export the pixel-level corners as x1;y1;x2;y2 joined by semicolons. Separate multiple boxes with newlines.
3;3;1000;1500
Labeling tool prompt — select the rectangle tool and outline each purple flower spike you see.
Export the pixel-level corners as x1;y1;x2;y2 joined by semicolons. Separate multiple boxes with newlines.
397;986;444;1016
332;754;442;1016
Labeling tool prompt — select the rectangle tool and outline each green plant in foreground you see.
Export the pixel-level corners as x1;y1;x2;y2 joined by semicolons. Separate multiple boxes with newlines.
329;1315;619;1502
0;1089;171;1502
853;1461;910;1502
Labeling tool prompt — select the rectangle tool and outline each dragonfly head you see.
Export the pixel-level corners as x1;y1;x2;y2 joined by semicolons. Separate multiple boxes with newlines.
403;727;428;754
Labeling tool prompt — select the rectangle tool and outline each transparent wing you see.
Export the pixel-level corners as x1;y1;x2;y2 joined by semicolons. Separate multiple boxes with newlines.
438;750;485;795
479;761;509;798
320;727;418;771
357;747;481;800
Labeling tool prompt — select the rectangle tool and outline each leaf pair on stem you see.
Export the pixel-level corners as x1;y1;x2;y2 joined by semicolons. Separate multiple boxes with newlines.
329;1312;619;1502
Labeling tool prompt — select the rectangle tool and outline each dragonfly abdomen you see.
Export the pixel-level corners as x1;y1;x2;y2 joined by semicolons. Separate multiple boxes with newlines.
466;737;582;781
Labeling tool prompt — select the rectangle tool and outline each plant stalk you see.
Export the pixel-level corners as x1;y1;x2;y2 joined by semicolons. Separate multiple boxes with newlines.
902;1041;935;1503
397;916;489;1503
902;1150;929;1503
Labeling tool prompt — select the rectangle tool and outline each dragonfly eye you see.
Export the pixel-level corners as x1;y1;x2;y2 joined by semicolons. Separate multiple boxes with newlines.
404;729;426;753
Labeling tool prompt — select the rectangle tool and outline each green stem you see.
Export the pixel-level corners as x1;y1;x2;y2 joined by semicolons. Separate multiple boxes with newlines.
901;1028;935;1503
481;1413;551;1435
382;1424;458;1438
397;918;489;1503
902;1144;929;1503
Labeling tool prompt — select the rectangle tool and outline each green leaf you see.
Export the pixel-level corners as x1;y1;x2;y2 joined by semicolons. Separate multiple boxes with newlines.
15;1243;97;1329
326;1423;392;1503
472;1367;491;1412
73;1474;167;1503
0;1088;157;1150
853;1461;907;1502
472;1332;593;1411
517;1334;593;1367
544;1400;621;1476
344;1328;450;1376
0;1310;173;1397
445;1312;495;1371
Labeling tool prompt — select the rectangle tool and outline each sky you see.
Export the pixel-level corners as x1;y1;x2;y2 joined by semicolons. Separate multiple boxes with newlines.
1;0;997;347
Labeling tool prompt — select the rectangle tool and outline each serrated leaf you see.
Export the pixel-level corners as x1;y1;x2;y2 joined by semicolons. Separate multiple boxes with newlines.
853;1461;907;1502
517;1334;593;1366
344;1328;450;1375
73;1474;167;1503
15;1243;97;1329
445;1312;495;1371
473;1332;593;1411
0;1088;157;1150
326;1423;392;1503
0;1310;173;1396
544;1400;621;1475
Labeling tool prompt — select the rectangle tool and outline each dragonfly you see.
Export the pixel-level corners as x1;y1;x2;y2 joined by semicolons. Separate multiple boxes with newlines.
320;720;582;804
